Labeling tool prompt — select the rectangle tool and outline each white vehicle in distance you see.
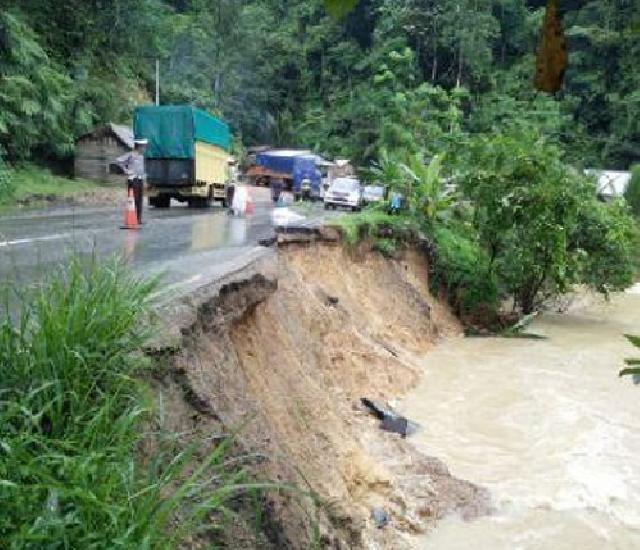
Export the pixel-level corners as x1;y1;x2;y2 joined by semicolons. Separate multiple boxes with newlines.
324;177;363;211
362;184;385;205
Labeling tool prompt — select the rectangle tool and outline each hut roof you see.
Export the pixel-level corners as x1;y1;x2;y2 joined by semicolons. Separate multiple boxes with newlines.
77;123;134;149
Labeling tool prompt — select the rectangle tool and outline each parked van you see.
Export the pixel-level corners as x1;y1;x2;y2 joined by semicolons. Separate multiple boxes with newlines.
324;177;362;211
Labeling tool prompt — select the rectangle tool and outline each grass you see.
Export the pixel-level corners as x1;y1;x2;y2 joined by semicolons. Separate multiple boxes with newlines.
331;205;418;246
0;164;104;214
0;257;270;548
289;199;316;215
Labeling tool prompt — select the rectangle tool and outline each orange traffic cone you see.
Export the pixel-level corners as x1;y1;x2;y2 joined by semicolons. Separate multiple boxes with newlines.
245;188;255;215
120;187;140;230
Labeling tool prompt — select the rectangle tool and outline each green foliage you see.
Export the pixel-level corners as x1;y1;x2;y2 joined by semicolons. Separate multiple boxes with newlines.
1;0;637;170
0;153;14;201
571;199;638;295
373;237;398;258
332;207;418;246
402;154;455;226
0;258;260;547
460;128;637;313
368;148;405;189
0;12;73;159
430;225;498;318
624;165;640;218
324;0;359;18
620;334;640;378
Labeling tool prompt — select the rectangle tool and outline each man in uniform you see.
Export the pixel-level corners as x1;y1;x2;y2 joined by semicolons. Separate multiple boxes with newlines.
115;138;148;224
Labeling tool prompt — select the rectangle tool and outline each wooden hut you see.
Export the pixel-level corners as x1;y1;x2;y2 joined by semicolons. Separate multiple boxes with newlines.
75;123;134;184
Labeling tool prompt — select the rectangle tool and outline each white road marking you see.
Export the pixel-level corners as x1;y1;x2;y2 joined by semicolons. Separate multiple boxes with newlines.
0;233;71;248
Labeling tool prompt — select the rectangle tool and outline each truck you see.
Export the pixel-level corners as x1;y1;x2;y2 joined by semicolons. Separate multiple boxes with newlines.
133;105;232;208
249;150;321;200
291;155;322;200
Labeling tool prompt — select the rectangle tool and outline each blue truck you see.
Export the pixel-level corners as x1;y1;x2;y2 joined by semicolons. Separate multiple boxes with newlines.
254;150;321;201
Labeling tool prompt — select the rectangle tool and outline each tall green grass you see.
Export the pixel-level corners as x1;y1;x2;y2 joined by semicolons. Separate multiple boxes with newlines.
0;257;264;548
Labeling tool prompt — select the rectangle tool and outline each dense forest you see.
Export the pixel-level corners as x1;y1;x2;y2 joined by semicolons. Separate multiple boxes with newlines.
0;0;638;169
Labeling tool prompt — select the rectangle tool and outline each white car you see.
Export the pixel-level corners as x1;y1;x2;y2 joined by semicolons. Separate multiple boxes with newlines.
362;184;385;205
324;177;363;211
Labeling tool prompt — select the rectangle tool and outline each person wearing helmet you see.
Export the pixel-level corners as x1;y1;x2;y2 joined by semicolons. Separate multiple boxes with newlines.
115;138;148;224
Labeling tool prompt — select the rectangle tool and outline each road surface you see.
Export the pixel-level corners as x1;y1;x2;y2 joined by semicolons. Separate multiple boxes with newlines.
0;188;334;294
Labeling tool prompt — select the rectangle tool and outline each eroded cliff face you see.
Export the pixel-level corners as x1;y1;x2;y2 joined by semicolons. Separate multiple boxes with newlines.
151;243;490;548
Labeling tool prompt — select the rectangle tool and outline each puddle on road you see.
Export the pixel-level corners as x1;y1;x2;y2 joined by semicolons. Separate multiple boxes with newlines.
401;291;640;549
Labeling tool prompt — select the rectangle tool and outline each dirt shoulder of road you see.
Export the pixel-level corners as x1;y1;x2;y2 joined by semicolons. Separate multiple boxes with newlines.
0;165;122;215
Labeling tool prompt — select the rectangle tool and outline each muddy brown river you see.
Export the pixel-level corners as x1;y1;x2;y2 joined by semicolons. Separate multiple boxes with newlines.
402;287;640;549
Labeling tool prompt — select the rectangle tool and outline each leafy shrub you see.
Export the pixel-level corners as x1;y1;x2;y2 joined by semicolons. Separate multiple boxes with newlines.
624;165;640;218
430;225;498;319
572;199;638;294
373;237;398;257
460;129;637;313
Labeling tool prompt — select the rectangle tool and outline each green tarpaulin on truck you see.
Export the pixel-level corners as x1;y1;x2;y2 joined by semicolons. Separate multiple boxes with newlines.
133;105;231;159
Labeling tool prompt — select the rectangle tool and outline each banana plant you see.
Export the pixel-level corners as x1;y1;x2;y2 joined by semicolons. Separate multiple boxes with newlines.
368;147;405;189
620;334;640;377
401;153;455;226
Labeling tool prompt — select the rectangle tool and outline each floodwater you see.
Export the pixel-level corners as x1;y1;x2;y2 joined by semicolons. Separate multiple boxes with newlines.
403;287;640;549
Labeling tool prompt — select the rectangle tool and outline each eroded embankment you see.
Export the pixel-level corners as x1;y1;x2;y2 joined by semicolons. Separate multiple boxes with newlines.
151;241;490;548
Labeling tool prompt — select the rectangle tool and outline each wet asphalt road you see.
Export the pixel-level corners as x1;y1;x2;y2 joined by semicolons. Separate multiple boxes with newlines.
0;188;326;293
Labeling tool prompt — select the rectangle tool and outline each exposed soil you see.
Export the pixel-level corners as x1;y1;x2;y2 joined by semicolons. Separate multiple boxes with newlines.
152;241;491;548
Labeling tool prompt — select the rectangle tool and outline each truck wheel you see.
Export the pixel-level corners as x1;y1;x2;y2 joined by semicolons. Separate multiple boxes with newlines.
224;185;234;208
150;196;170;208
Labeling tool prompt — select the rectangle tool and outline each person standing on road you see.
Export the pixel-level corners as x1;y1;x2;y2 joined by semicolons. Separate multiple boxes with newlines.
271;176;283;204
115;139;148;225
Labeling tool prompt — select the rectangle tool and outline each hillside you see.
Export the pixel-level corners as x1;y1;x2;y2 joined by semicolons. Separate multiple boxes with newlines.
0;1;638;170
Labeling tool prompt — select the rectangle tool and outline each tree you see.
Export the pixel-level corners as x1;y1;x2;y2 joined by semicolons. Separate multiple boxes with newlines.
461;127;636;313
0;12;73;159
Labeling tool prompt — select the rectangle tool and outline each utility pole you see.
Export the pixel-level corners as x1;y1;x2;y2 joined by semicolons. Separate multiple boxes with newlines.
155;59;160;106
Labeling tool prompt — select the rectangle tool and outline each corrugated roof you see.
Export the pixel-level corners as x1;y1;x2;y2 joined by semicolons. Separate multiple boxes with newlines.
76;123;134;149
108;123;134;149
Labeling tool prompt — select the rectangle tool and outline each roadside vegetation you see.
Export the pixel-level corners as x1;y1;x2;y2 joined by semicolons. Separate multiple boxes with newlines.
335;106;638;325
1;1;638;173
0;164;106;214
625;166;640;220
0;258;268;547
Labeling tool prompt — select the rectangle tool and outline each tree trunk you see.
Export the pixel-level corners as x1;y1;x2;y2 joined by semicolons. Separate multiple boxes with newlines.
432;50;438;82
431;18;438;82
456;41;463;87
